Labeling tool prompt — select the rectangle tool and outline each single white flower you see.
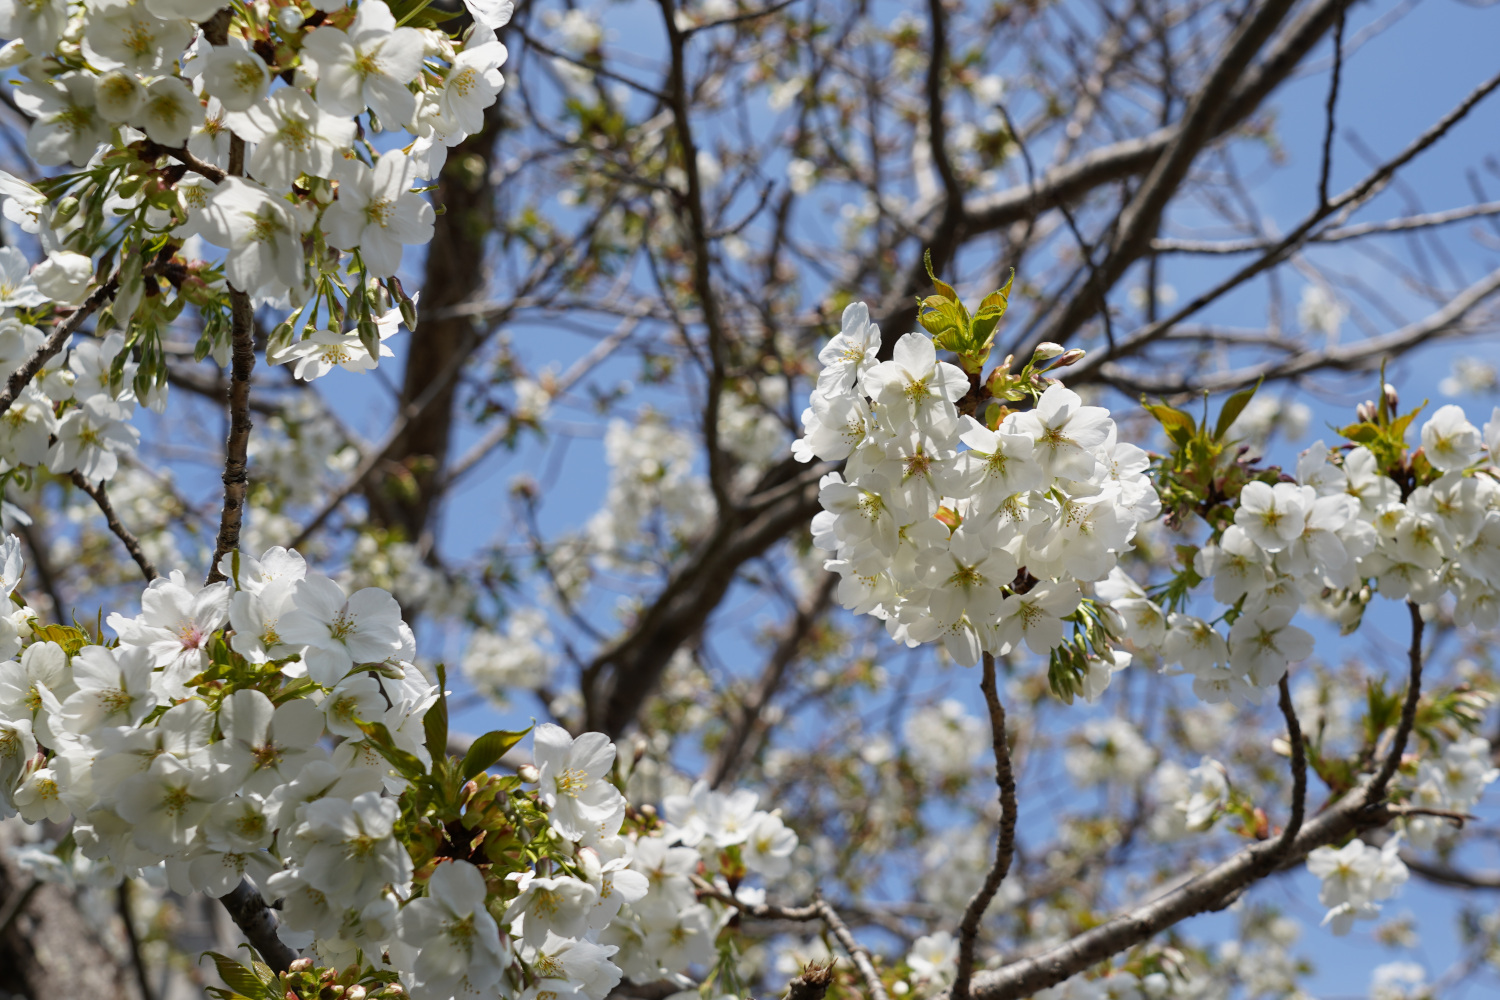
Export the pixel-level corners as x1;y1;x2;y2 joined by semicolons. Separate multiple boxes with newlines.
323;152;434;277
301;0;427;124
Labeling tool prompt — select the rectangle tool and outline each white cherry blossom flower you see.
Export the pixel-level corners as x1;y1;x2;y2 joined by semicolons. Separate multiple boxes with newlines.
322;152;434;277
225;88;357;190
278;575;405;685
1421;403;1481;471
198;40;271;112
816;301;882;396
196;177;312;302
399;859;510;1000
301;0;427;124
533;723;626;841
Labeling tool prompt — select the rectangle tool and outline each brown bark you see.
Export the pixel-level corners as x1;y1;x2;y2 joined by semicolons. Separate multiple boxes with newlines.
371;109;504;539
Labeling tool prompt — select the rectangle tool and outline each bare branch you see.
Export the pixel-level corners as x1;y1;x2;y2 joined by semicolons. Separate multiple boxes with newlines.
708;571;837;788
952;653;1018;1000
218;880;297;973
815;896;891;1000
0;272;120;420
1316;11;1346;206
206;133;254;585
1274;674;1307;856
70;472;159;583
1150;200;1500;253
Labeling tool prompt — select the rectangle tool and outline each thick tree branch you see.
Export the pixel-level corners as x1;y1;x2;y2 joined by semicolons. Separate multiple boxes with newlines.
218;880;297;972
1028;0;1301;350
952;653;1018;1000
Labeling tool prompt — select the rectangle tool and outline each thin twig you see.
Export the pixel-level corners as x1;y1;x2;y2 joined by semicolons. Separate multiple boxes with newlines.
1273;673;1307;856
682;0;796;35
1150;200;1500;252
1371;601;1426;799
1316;10;1346;207
70;471;159;582
952;653;1018;1000
0;272;121;420
118;879;154;1000
814;895;891;1000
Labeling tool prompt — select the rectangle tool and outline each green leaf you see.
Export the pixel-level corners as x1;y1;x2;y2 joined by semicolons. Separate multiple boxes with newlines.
922;248;958;302
969;269;1015;343
461;727;532;781
1213;379;1262;441
1142;401;1196;447
358;721;428;780
203;952;269;1000
425;662;449;760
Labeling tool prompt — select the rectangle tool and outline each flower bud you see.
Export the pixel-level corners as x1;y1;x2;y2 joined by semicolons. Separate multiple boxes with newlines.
52;197;79;224
275;6;302;33
289;959;314;973
517;763;539;783
461;779;478;800
1383;382;1399;414
1356;400;1376;423
1029;342;1064;363
346;987;367;1000
1047;348;1086;370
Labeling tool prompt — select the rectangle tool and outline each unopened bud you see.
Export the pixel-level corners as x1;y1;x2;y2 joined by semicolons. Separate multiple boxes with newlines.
1047;348;1086;370
934;506;962;530
398;297;418;331
461;779;478;799
53;196;80;223
1356;400;1376;423
1030;342;1064;363
1383;382;1399;414
289;958;314;973
382;987;404;997
346;987;367;1000
517;763;539;783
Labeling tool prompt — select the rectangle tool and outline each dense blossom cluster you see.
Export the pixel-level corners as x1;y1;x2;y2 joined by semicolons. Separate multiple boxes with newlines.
1097;403;1500;704
794;303;1159;683
0;0;511;407
0;536;800;998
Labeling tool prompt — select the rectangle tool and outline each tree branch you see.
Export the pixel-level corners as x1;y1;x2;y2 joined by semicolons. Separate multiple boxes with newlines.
814;895;891;1000
658;0;734;515
206;133;254;585
952;653;1018;1000
708;571;837;788
1274;673;1307;856
217;880;297;973
0;272;120;420
70;472;158;583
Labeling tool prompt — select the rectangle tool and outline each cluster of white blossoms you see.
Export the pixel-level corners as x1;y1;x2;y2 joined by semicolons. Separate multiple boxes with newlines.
0;0;513;391
1306;835;1410;935
794;303;1160;675
0;316;144;485
1098;402;1500;707
1403;735;1498;849
1146;755;1230;841
0;541;428;907
0;531;800;997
